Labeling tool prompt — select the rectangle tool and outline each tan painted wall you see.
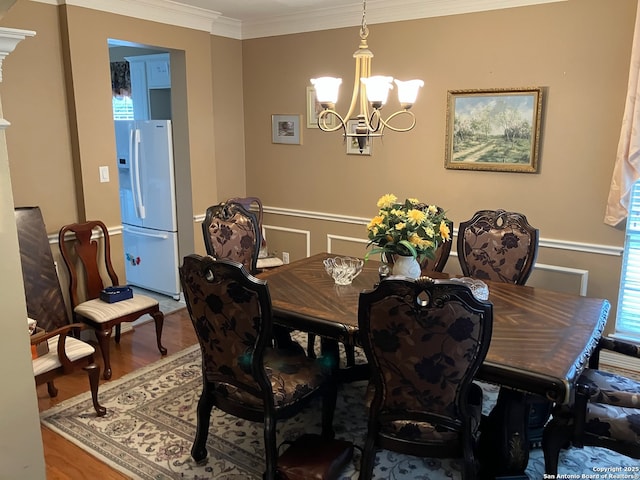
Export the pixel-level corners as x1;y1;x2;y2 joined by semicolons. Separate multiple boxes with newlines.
242;0;633;333
0;0;635;337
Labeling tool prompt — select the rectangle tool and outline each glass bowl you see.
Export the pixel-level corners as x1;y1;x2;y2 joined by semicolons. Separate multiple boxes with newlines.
323;256;364;285
450;277;490;301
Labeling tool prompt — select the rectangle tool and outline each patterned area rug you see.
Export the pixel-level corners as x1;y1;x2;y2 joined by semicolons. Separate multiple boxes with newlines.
40;341;637;479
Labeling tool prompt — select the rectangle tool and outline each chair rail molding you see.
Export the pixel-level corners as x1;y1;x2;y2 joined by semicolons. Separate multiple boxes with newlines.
204;205;622;258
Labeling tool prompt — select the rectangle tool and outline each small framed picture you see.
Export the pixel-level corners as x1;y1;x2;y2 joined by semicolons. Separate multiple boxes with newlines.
346;119;372;155
272;114;302;145
444;87;543;173
306;86;336;129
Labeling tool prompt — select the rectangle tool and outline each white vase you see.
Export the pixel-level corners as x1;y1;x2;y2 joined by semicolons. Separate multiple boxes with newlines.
392;255;421;279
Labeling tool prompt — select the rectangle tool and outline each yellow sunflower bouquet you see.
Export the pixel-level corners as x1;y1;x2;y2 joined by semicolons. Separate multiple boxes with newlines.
365;194;451;262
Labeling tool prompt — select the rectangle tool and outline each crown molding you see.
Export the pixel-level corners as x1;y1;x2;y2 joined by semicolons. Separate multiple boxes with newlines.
29;0;567;39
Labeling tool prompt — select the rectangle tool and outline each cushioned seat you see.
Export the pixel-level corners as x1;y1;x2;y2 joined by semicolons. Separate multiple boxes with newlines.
32;335;96;377
74;295;159;323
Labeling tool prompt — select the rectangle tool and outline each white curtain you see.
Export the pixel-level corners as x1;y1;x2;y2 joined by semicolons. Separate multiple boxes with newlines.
605;1;640;227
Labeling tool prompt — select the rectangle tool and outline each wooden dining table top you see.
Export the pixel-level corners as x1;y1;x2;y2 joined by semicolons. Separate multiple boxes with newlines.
259;252;610;404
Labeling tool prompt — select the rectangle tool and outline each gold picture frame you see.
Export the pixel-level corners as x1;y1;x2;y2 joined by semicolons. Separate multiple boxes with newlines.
306;86;335;129
445;87;543;173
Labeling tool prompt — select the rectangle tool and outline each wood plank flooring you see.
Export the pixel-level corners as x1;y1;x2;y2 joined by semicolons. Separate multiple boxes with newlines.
38;308;197;480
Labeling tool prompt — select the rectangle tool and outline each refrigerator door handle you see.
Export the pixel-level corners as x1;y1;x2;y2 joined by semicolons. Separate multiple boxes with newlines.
123;226;169;239
130;127;146;219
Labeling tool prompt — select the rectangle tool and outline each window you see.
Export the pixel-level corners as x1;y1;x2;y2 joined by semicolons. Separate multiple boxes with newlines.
112;94;134;120
616;179;640;341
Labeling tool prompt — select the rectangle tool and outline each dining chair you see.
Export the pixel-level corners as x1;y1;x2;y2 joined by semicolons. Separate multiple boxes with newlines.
457;209;546;445
15;206;106;416
179;254;337;480
201;201;261;274
32;322;106;416
357;276;493;480
542;337;640;474
225;196;284;269
58;220;167;379
457;209;539;285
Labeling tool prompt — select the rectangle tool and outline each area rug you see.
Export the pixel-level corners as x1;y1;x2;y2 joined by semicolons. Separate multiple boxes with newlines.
40;344;636;479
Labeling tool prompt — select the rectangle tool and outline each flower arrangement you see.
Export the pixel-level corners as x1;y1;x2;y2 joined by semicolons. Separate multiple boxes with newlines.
366;194;451;262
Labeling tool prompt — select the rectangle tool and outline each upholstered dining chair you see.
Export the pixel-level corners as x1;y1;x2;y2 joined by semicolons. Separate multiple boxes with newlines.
58;220;167;379
357;276;493;480
179;254;337;480
457;209;539;285
542;337;640;474
457;209;545;445
225;196;285;270
202;202;261;274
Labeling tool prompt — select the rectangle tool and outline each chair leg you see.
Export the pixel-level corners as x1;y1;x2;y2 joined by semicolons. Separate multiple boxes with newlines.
47;380;58;398
152;310;168;356
345;345;356;367
542;419;572;476
358;435;376;480
321;381;337;440
83;362;107;417
262;411;278;480
96;328;113;380
191;386;215;463
115;323;121;344
307;333;317;359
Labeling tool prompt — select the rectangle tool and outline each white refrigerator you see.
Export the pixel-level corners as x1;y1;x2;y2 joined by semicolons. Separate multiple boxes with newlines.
115;119;181;299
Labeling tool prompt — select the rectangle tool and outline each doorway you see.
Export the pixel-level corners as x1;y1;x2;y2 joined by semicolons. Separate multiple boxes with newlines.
108;40;193;301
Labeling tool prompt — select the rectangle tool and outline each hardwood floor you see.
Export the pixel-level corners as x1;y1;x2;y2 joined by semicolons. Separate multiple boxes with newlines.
38;308;197;480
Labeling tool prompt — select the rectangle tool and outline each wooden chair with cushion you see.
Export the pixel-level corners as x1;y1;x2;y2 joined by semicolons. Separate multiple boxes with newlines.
179;254;337;480
31;322;106;416
457;209;539;285
15;206;105;416
202;202;261;274
357;276;493;480
58;220;167;380
542;337;640;473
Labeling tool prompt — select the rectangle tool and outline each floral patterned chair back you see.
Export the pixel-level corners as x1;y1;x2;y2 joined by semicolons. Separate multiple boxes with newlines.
457;209;539;285
179;254;337;480
202;202;261;274
358;277;493;480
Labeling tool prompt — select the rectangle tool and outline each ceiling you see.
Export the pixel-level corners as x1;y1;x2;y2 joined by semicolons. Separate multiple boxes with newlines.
44;0;567;39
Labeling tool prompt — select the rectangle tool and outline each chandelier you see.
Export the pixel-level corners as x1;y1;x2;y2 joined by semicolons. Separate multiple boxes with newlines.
310;0;423;153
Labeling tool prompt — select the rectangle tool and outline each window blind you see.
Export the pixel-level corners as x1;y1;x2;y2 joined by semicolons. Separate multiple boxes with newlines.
616;180;640;341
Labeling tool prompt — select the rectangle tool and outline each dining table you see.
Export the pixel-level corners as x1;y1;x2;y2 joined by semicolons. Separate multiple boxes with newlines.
258;252;610;478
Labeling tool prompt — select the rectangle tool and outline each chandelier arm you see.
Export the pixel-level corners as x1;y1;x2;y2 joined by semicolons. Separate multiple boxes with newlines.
378;110;417;133
318;109;348;133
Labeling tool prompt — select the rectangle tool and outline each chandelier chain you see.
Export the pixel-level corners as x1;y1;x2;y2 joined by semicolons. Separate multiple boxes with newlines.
360;0;368;40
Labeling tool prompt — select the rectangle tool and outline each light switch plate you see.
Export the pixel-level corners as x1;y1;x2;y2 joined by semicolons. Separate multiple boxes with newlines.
99;165;110;183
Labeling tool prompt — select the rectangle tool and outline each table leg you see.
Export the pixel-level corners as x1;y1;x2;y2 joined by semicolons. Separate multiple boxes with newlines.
478;388;530;479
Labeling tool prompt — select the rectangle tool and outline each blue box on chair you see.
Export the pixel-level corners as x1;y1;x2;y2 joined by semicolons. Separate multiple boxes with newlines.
100;286;133;303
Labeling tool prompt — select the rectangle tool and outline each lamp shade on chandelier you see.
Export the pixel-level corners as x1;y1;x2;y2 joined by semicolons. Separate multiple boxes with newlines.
310;0;423;153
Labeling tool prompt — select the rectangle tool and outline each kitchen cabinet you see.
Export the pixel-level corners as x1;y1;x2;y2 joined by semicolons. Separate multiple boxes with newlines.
125;53;171;120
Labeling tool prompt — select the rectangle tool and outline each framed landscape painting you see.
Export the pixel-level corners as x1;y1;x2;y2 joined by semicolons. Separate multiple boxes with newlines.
445;87;543;173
